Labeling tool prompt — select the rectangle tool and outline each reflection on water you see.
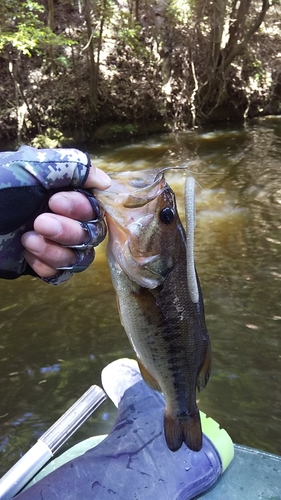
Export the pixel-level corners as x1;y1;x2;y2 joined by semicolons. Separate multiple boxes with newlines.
0;117;281;475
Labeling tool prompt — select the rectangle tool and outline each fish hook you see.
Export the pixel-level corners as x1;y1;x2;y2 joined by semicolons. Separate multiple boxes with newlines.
154;164;192;182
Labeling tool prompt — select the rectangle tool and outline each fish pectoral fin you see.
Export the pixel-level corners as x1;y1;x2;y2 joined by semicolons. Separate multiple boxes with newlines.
137;357;162;392
164;409;202;452
132;286;165;325
196;337;212;392
115;295;124;327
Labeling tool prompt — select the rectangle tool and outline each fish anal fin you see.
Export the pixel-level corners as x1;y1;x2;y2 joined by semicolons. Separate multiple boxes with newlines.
137;357;162;392
164;409;202;452
196;337;212;392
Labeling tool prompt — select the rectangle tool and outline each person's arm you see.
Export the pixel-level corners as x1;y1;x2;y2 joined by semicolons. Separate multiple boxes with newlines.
0;145;110;284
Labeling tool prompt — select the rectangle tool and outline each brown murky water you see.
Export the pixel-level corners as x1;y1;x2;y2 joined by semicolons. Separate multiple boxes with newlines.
0;117;281;475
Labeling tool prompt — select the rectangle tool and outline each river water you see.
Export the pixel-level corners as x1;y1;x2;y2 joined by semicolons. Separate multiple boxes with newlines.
0;117;280;476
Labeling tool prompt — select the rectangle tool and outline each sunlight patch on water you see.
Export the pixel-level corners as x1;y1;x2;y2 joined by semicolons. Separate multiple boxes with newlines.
93;159;130;172
116;140;166;150
197;207;245;222
199;129;244;141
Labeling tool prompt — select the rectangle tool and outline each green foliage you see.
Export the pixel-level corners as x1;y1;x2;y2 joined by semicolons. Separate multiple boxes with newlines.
0;0;75;56
118;22;142;49
0;0;281;142
54;55;70;69
109;123;138;135
251;60;266;84
115;12;149;56
167;0;193;23
30;128;66;148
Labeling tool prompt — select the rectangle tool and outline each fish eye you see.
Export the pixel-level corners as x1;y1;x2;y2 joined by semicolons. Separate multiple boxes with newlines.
159;207;174;224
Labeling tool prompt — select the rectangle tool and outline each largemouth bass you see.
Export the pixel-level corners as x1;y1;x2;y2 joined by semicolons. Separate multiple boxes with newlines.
94;169;211;452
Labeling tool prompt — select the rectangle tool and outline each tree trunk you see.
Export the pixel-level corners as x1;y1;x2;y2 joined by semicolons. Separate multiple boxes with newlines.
135;0;139;22
208;0;228;72
195;0;270;121
8;55;42;138
47;0;56;76
94;0;107;101
222;0;270;71
84;0;97;108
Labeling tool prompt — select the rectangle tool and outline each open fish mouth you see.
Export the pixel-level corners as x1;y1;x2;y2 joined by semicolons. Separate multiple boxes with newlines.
94;169;166;212
94;169;199;303
108;169;162;189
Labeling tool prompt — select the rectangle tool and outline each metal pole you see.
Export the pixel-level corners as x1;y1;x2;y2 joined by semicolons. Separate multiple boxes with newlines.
0;385;107;500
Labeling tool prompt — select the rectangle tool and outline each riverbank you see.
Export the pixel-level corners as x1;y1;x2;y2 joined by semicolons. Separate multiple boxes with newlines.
1;1;281;146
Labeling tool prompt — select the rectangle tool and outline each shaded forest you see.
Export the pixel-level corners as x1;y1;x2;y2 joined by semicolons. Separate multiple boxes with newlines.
0;0;281;145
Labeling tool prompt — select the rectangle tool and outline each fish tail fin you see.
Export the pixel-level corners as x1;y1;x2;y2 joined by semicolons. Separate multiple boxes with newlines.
164;409;202;452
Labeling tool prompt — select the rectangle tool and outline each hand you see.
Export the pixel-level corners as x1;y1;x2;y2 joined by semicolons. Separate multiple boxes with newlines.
0;145;111;283
22;165;111;279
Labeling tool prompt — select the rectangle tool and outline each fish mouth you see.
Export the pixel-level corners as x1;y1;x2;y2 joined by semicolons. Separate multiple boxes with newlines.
93;169;166;225
93;169;169;288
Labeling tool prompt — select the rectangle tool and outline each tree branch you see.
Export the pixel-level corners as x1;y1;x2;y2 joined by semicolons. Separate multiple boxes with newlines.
223;0;270;70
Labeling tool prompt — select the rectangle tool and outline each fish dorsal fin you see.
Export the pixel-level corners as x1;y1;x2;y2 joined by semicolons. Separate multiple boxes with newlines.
185;177;199;304
137;357;162;392
196;337;212;392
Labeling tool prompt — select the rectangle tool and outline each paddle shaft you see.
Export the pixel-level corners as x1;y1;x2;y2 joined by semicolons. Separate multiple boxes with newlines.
0;385;107;500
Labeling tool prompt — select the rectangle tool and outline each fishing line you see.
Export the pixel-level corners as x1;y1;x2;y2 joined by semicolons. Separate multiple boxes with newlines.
156;164;224;196
154;164;192;181
154;164;204;194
